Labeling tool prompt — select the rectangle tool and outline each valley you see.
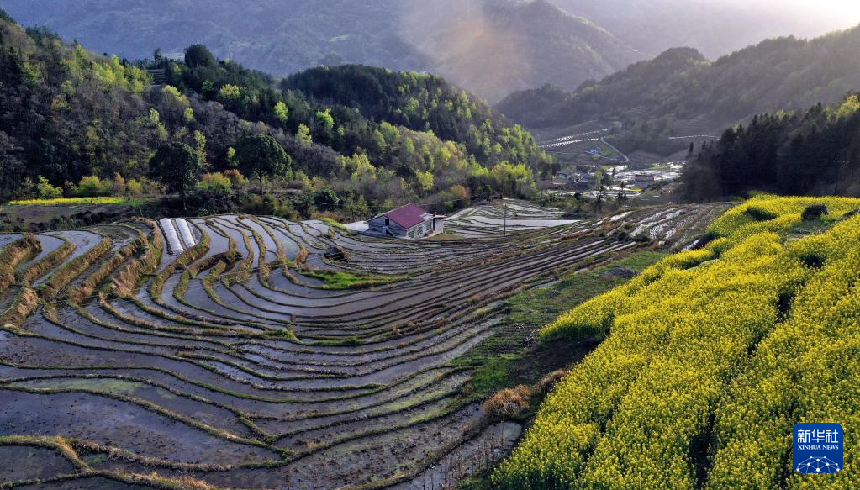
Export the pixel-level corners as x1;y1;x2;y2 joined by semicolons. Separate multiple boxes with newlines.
2;2;860;488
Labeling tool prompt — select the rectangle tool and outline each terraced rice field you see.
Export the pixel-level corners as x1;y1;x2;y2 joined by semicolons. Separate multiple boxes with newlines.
446;200;579;238
0;204;727;489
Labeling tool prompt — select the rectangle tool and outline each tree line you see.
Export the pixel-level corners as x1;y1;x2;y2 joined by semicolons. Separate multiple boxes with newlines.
680;95;860;201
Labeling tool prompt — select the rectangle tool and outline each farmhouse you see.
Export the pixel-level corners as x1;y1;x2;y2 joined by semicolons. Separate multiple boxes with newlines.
367;204;445;239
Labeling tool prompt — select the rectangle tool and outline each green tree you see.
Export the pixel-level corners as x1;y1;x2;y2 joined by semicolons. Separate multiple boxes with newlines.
184;44;217;68
315;108;335;143
297;124;313;146
193;130;207;166
274;101;289;124
316;108;335;132
198;172;232;194
37;176;62;199
344;193;369;221
416;170;434;192
593;184;607;213
149;142;204;209
836;94;860;119
313;187;340;212
218;84;242;101
235;134;292;192
73;175;112;197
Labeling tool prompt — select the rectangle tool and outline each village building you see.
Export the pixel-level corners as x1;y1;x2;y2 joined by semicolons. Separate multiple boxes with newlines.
634;172;657;186
556;170;574;182
571;171;595;191
367;204;445;239
555;170;596;191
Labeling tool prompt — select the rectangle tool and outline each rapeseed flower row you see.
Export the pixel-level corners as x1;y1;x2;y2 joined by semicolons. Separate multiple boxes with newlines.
8;197;132;205
709;215;860;489
708;195;859;244
494;197;860;489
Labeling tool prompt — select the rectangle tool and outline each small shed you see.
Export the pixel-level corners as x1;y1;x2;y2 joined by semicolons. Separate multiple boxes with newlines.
367;204;445;239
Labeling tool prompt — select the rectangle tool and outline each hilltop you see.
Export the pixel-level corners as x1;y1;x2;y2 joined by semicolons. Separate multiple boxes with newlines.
5;1;855;104
550;0;855;59
399;0;642;102
497;27;860;153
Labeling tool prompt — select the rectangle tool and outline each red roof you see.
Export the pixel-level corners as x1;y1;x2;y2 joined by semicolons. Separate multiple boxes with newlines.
385;204;431;229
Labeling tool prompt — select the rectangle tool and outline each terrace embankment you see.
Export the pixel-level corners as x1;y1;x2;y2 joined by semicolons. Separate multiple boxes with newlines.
0;203;726;488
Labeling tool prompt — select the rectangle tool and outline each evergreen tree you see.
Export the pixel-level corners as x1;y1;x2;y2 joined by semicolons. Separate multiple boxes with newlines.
149;142;203;210
235;134;292;192
184;44;217;68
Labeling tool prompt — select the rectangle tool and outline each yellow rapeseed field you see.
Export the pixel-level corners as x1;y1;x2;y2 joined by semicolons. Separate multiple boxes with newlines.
494;196;860;489
8;197;132;205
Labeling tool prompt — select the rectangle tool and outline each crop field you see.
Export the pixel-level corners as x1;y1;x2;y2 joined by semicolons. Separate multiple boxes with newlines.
495;196;860;489
8;198;134;206
0;203;726;489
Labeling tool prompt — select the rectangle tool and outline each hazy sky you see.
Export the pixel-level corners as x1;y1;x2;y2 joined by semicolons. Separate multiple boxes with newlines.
827;0;860;11
754;0;860;23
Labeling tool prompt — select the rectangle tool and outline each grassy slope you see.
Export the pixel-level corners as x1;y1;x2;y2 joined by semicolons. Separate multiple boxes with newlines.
452;250;666;402
449;250;666;489
301;269;402;290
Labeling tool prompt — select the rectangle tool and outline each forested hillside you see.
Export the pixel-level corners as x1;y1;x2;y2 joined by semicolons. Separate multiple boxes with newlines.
0;10;550;215
284;65;550;171
497;27;860;148
681;96;860;201
0;0;642;103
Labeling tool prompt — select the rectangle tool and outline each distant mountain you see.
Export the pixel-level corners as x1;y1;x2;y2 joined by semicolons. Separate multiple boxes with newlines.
0;0;642;102
549;0;859;59
0;0;423;73
399;0;643;102
497;27;860;145
496;47;706;128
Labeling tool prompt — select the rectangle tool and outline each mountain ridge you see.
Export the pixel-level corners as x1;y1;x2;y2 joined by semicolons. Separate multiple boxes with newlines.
496;26;860;151
0;0;643;102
